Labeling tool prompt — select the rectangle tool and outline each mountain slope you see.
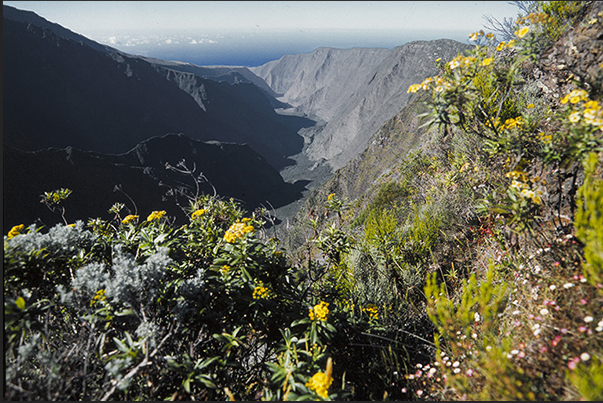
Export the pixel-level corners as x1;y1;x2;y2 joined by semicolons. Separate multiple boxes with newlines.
3;134;305;233
2;6;310;169
252;40;471;170
251;47;391;120
304;39;471;169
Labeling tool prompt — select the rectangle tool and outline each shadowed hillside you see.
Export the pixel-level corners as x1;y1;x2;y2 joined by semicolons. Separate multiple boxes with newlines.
3;5;312;169
3;134;306;233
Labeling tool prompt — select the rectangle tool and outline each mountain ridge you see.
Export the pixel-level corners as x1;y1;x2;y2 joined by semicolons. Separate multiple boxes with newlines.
3;133;306;233
252;39;471;170
2;6;310;169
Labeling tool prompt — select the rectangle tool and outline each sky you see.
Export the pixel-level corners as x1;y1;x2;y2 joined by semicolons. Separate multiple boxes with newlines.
3;1;522;66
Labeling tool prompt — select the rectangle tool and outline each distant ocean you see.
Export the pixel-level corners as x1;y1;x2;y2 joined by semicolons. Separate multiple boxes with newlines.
98;28;469;67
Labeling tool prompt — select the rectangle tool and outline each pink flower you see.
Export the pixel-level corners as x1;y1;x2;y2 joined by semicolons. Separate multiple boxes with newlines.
552;335;562;347
580;299;588;305
466;369;474;377
561;328;568;334
568;357;580;370
540;346;548;353
579;326;588;333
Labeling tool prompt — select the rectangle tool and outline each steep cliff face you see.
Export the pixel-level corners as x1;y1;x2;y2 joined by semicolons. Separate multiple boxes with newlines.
252;40;471;170
251;47;391;121
307;39;472;170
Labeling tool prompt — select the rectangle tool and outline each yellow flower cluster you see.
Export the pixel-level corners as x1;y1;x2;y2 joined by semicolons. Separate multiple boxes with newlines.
90;289;106;307
147;210;166;222
538;131;553;144
468;30;495;42
488;116;523;131
517;12;548;26
561;89;589;105
309;301;330;322
408;75;452;94
7;224;24;239
362;303;379;320
252;285;270;299
305;358;333;399
122;214;138;225
495;40;516;51
507;171;545;205
448;54;476;70
191;209;207;220
561;90;603;129
220;265;231;275
223;220;254;243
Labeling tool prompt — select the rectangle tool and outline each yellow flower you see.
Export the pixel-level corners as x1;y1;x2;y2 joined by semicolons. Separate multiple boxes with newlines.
122;214;139;225
147;210;166;222
569;111;581;123
191;209;207;219
584;100;600;110
496;41;506;51
7;224;25;239
469;31;479;41
448;59;461;70
90;289;106;307
420;76;433;90
309;301;330;321
327;193;336;201
407;84;421;93
362;303;379;320
224;220;254;242
527;103;535;109
507;39;516;47
220;265;231;275
561;89;589;104
515;26;530;38
253;285;270;299
480;57;494;66
305;358;333;399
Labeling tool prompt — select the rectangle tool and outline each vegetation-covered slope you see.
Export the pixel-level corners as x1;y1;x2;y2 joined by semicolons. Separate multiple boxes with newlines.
5;1;603;401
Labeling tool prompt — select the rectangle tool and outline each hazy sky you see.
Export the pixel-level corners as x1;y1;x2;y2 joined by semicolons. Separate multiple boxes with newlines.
3;1;522;66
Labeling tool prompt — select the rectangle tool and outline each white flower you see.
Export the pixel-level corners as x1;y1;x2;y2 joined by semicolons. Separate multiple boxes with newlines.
563;282;575;289
584;316;594;323
540;308;549;315
580;353;591;362
452;361;460;368
549;285;557;291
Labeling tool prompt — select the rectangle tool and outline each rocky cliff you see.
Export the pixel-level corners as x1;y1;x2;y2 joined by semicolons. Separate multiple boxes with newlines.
253;40;471;170
251;47;391;120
